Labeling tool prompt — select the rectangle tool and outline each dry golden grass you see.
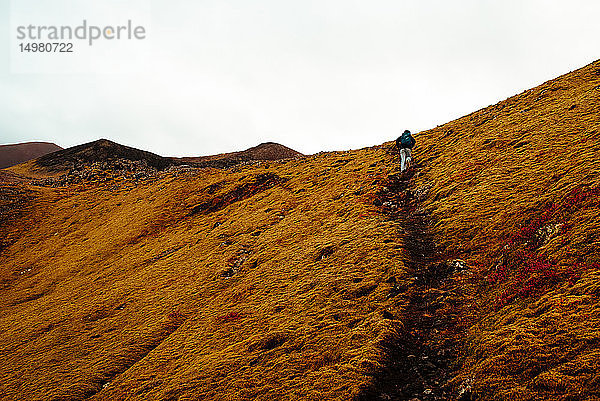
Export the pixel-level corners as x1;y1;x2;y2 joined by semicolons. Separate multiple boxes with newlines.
413;59;600;400
0;149;413;400
1;59;599;400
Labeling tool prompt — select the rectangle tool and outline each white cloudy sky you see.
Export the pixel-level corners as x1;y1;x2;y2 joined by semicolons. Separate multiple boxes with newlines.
0;0;599;156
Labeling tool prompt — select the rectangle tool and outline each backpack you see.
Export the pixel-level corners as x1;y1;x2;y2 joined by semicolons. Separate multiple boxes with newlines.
400;132;415;149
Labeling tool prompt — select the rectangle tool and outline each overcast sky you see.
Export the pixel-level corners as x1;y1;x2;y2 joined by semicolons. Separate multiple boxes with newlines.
1;0;599;156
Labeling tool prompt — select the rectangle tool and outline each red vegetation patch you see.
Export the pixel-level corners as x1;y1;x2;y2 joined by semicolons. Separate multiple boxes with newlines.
490;186;600;308
217;312;244;322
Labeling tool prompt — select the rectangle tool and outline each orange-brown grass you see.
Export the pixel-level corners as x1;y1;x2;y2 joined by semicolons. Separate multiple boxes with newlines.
0;150;410;400
412;59;600;399
2;59;600;401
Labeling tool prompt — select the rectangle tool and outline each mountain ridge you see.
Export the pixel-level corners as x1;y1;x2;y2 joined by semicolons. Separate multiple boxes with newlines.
7;139;304;183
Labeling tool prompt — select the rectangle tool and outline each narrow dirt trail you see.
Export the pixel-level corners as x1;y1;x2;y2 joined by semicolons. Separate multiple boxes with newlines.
366;156;471;401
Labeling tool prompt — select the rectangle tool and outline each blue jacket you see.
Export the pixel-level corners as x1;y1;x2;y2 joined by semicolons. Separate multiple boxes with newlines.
397;132;416;149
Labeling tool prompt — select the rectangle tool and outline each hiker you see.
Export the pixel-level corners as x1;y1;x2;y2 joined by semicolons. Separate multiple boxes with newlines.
396;129;416;172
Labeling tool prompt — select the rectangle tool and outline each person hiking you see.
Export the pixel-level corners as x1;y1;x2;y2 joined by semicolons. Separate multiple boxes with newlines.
396;129;416;172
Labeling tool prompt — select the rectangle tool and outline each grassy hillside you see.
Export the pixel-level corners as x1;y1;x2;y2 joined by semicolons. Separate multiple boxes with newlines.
0;150;411;400
414;59;600;400
0;59;599;400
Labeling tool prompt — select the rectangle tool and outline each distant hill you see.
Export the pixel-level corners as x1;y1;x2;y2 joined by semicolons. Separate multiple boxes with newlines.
33;139;174;172
175;142;304;168
0;142;62;169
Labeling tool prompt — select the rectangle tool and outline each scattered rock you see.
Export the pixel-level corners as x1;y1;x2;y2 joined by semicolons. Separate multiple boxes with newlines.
456;378;474;400
31;159;159;187
315;245;335;261
448;259;467;274
413;185;432;201
536;222;563;245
